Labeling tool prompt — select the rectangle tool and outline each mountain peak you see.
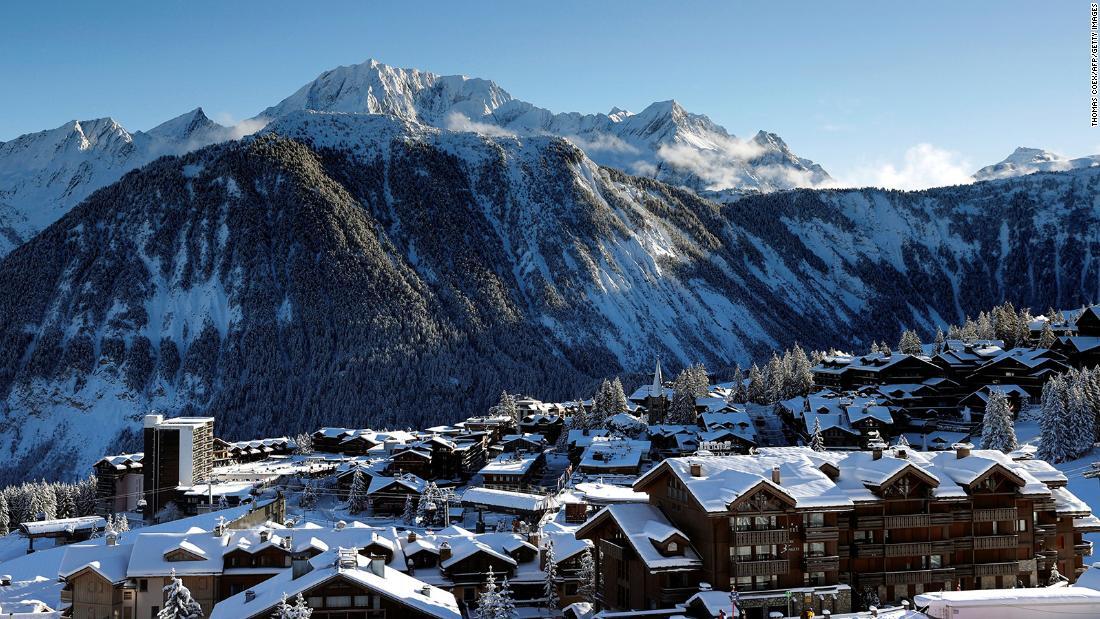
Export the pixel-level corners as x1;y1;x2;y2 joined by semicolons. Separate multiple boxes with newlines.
145;107;225;142
973;146;1092;181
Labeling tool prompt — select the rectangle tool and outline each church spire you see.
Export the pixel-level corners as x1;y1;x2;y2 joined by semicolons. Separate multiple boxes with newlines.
652;358;663;392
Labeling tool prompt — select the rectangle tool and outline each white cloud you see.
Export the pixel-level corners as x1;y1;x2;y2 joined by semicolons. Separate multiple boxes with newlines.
563;133;640;155
443;112;516;138
843;143;974;190
213;112;269;140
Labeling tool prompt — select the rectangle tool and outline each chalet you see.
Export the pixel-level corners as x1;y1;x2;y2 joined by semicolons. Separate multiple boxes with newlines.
874;378;963;419
648;425;700;458
966;348;1069;397
958;385;1029;421
814;352;943;391
1074;305;1100;337
931;342;1005;382
578;437;652;476
479;452;546;492
210;549;461;619
1056;335;1100;368
213;436;296;464
574;503;703;611
94;453;144;515
496;432;547;455
58;540;134;618
390;446;434;478
462;415;516;443
311;428;416;456
365;474;428;514
19;516;107;552
610;445;1100;616
461;486;557;521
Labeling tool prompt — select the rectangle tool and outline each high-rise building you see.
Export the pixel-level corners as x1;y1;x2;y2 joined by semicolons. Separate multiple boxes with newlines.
142;414;215;521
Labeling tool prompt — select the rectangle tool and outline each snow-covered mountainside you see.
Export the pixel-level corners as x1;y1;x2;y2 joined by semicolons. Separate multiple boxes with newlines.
0;108;235;255
0;111;1098;482
258;59;831;193
974;146;1100;181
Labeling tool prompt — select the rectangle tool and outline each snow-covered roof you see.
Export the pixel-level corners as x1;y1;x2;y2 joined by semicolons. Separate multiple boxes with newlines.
914;586;1100;610
127;533;227;576
210;550;460;619
94;453;144;469
461;487;555;512
479;451;541;475
58;543;133;583
367;473;426;495
577;503;701;571
579;437;650;470
19;516;105;536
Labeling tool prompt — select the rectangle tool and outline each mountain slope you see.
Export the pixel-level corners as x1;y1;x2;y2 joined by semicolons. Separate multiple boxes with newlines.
0;109;235;255
1;111;1099;481
974;146;1100;181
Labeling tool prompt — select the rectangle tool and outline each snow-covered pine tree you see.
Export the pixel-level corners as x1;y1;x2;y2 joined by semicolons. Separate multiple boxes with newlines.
492;391;520;426
961;317;979;343
764;353;786;404
979;391;1017;453
898;330;923;355
577;546;596;605
808;418;826;452
669;365;707;424
786;345;814;398
477;567;503;619
729;365;746;403
1048;565;1067;585
299;480;317;510
609;378;629;416
158;570;204;619
272;592;313;618
497;577;516;619
1067;371;1096;457
114;512;130;533
346;469;369;515
746;363;767;405
590;379;614;427
293;433;314;456
1038;376;1074;463
0;492;8;536
934;327;946;353
895;434;910;448
401;495;415;525
869;341;881;354
1038;323;1056;349
976;311;995;341
543;540;560;611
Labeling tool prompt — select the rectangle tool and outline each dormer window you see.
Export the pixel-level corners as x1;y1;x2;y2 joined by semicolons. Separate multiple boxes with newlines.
667;542;678;553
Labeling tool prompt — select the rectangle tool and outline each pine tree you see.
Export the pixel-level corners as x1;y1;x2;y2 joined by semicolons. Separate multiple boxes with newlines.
293;433;314;456
492;391;520;426
346;469;369;515
401;495;415;525
0;492;8;536
591;379;614;427
299;480;317;510
898;330;923;355
577;546;596;605
980;391;1018;453
114;512;130;533
609;378;629;416
934;327;946;353
808;417;826;452
895;434;910;448
477;567;505;619
669;364;708;423
764;353;786;404
272;592;312;619
1049;565;1067;585
159;571;204;619
729;365;746;403
869;341;881;354
1038;376;1074;463
543;540;560;611
746;363;767;405
786;345;814;398
497;577;516;619
1067;371;1097;456
976;311;995;341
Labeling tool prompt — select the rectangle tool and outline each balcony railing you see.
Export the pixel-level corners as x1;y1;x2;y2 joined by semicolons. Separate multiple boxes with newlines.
974;507;1017;522
884;514;930;529
803;555;840;571
804;526;840;542
733;529;790;546
732;559;790;577
974;561;1020;577
853;543;884;558
973;535;1018;550
856;516;885;529
885;542;932;557
953;538;973;551
1075;541;1094;556
929;513;954;526
883;568;954;585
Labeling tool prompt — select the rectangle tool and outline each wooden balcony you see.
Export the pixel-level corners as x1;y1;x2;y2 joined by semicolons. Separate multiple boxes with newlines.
734;529;790;546
885;542;932;557
884;514;930;529
974;561;1020;577
732;559;790;577
804;526;840;542
1075;541;1094;556
929;513;954;526
856;516;884;529
953;510;973;522
974;507;1017;522
953;538;973;551
973;535;1018;550
883;568;954;585
59;588;72;605
853;543;884;558
931;540;955;554
803;555;840;572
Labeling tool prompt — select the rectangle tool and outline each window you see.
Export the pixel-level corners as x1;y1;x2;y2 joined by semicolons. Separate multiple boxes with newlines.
667;542;678;553
150;607;159;619
755;545;776;560
803;571;826;586
804;512;825;528
732;516;752;531
854;530;872;543
1018;519;1027;532
731;546;752;562
804;542;825;557
308;596;324;607
929;554;942;569
139;580;148;592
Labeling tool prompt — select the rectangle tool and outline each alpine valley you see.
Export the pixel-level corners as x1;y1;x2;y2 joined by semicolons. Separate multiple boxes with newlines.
1;59;1100;481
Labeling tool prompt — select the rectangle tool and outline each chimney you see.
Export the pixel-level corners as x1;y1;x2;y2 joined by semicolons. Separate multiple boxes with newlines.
407;531;417;543
955;443;971;459
213;517;226;537
370;555;385;578
698;581;713;592
259;529;270;543
143;413;164;429
771;466;781;485
244;590;256;603
106;530;119;546
439;541;452;563
872;446;882;461
689;462;702;477
335;520;347;531
419;584;431;597
292;553;313;580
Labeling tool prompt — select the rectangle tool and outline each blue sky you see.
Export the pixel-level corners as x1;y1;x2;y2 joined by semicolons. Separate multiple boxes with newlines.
0;1;1091;185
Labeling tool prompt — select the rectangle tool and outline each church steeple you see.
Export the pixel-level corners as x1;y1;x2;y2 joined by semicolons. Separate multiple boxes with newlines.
652;358;663;392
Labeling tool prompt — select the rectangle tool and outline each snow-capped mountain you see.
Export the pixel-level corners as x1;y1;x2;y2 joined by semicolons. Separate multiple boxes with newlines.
257;59;831;193
974;146;1100;181
1;109;1099;481
0;59;827;260
0;108;235;255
